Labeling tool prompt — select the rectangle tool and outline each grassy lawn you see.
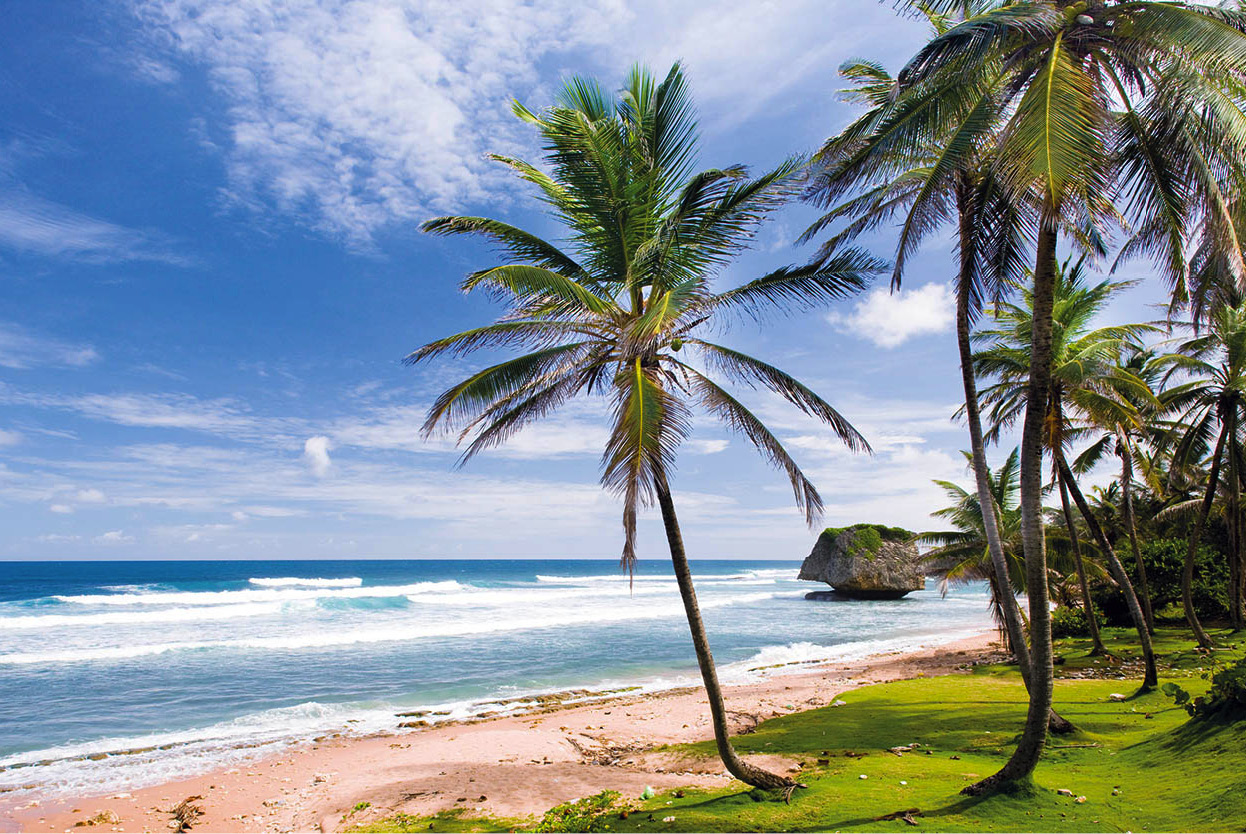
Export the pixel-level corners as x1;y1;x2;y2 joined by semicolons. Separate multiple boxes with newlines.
352;627;1246;833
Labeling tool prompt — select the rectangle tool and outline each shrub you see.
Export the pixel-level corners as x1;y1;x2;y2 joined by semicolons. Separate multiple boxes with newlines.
1051;604;1101;638
532;791;621;833
1164;656;1246;719
1093;538;1228;625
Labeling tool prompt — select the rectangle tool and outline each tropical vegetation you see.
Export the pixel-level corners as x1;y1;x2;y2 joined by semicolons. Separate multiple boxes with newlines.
414;0;1246;824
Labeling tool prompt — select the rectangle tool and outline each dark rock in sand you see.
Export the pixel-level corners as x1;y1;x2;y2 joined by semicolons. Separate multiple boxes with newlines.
798;524;924;599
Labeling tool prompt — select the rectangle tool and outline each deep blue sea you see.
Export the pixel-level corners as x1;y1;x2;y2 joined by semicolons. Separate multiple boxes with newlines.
0;559;991;797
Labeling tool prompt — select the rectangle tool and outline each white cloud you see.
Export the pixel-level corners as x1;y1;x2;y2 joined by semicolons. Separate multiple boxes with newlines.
0;428;20;446
0;323;99;370
75;488;108;504
130;0;924;243
826;282;955;349
36;533;81;544
0;386;301;442
93;530;135;545
0;191;187;264
303;435;333;476
48;504;73;514
131;0;628;244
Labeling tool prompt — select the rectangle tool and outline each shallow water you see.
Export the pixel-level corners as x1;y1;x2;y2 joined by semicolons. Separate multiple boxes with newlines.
0;559;992;796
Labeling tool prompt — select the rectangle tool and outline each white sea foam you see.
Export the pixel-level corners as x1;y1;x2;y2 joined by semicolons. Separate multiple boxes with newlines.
0;602;285;630
0;591;783;665
248;576;362;588
719;629;990;682
52;580;463;607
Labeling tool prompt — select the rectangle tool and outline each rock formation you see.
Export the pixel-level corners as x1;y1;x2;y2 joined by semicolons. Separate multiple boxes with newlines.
798;523;925;599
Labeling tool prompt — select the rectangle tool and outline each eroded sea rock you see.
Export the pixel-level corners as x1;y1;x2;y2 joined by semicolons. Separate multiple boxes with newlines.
797;524;924;599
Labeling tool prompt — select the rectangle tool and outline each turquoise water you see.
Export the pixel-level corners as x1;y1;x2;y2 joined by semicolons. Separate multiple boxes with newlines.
0;559;992;796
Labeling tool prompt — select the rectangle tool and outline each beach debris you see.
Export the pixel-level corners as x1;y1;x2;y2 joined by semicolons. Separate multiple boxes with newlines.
859;774;868;780
640;786;655;800
673;790;685;799
949;755;960;760
565;735;639;766
110;793;132;800
888;746;914;756
312;772;331;784
876;808;922;826
831;699;848;707
73;810;120;827
166;796;204;832
663;816;676;823
1076;796;1087;804
1109;693;1127;702
1056;789;1074;797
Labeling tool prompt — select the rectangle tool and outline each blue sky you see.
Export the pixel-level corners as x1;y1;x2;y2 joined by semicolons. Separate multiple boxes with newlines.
0;0;1167;561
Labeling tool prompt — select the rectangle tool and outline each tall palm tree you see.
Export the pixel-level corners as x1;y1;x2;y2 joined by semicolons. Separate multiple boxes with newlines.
1157;302;1246;645
409;64;884;791
802;11;1039;690
974;261;1160;686
1075;346;1165;632
822;0;1246;792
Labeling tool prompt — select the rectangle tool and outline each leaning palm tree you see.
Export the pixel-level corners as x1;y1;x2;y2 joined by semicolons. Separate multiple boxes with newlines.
1156;301;1246;645
1074;346;1166;632
819;0;1246;793
974;260;1160;685
802;21;1040;690
408;64;883;791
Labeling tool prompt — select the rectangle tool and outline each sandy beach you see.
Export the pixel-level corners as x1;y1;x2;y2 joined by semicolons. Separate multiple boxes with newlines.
2;632;999;834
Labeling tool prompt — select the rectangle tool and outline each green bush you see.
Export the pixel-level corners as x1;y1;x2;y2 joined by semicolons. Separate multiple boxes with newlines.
1164;656;1246;719
1094;538;1229;625
532;791;621;833
1051;604;1102;638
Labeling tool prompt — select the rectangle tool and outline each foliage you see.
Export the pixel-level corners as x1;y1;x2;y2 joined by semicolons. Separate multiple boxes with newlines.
607;628;1246;832
1050;604;1101;639
824;524;913;561
1093;538;1229;625
411;63;881;571
532;792;622;833
1167;656;1246;719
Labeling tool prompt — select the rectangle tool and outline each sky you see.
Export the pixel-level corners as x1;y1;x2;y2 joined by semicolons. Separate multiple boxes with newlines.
0;0;1170;561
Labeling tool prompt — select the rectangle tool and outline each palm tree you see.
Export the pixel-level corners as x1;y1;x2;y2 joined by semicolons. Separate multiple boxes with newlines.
974;261;1159;685
408;64;884;791
828;1;1246;791
1156;302;1246;645
922;449;1027;647
802;10;1038;691
1075;346;1165;632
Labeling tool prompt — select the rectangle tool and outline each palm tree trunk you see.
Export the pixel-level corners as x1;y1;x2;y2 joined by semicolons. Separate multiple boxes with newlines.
1184;424;1224;649
1057;456;1158;689
1057;473;1106;655
1226;419;1243;632
955;199;1034;676
1118;435;1155;633
654;475;795;792
954;193;1071;735
963;217;1058;795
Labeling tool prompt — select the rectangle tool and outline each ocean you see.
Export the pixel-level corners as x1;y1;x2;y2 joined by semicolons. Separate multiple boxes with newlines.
0;559;992;798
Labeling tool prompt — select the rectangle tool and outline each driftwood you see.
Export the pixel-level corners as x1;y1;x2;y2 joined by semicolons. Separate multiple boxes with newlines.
166;796;204;832
564;735;642;766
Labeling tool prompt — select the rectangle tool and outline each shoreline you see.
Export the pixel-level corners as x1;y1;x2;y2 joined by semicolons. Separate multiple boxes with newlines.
2;631;1001;833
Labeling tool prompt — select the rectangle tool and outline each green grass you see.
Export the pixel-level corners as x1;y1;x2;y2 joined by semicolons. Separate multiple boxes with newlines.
347;808;517;833
352;627;1246;833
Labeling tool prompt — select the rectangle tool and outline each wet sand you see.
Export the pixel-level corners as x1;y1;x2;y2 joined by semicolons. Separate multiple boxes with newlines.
4;632;1000;833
